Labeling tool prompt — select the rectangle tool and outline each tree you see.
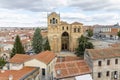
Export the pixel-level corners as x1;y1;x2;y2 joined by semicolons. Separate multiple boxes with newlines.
86;42;94;49
75;35;94;56
11;35;25;57
0;58;6;69
32;28;43;54
117;31;120;39
87;29;93;37
43;38;51;51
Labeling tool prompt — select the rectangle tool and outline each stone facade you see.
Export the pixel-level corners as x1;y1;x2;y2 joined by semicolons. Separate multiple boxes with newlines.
84;49;120;80
47;12;83;52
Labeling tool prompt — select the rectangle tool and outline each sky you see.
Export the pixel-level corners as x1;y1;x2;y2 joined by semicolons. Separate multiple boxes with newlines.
0;0;120;27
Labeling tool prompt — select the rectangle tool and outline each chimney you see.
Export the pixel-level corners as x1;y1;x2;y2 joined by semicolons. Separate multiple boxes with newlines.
1;70;5;73
9;75;13;80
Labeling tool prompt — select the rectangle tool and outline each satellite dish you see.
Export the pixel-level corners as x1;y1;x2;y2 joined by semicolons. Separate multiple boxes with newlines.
57;69;61;75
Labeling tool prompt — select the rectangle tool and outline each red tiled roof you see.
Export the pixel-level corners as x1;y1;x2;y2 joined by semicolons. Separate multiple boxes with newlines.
0;67;39;80
55;60;91;79
111;28;119;33
100;32;117;35
34;51;57;64
9;51;56;64
9;54;32;63
57;56;82;62
109;43;120;48
86;48;120;60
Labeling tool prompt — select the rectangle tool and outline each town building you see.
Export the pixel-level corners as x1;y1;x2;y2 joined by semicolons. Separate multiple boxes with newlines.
8;51;57;80
0;66;39;80
93;23;120;40
84;48;120;80
54;60;91;80
47;12;84;52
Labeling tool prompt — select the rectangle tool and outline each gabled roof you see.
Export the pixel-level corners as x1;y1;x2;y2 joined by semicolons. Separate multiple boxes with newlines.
0;67;39;80
60;21;69;25
71;22;83;25
55;60;91;79
33;51;57;64
86;48;120;60
9;51;57;64
48;12;59;17
9;54;32;63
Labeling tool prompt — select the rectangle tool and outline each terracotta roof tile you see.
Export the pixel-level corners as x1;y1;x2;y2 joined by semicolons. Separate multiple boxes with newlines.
9;54;32;63
34;51;57;64
0;67;39;80
57;56;82;62
86;48;120;60
55;63;66;69
55;60;91;79
9;51;56;64
109;43;120;48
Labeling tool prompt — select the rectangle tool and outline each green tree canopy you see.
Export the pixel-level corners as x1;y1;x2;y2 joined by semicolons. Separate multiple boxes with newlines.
0;58;6;69
75;35;94;57
32;27;43;54
11;35;25;57
117;31;120;39
87;29;93;37
43;37;51;51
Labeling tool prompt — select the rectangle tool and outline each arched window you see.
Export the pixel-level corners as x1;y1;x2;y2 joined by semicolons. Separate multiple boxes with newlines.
53;18;56;24
50;19;52;24
66;26;68;30
56;19;57;23
74;28;76;32
78;28;80;32
62;26;64;30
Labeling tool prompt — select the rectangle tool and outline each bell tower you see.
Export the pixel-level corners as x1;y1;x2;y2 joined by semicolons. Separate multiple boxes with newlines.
47;12;61;52
47;12;60;26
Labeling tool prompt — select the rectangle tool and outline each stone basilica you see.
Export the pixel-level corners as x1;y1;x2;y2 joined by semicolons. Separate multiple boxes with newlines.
47;12;83;52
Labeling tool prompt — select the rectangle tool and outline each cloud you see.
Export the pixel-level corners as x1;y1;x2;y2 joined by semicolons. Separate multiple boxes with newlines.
67;0;120;11
0;0;120;12
0;0;120;27
0;8;47;27
59;11;120;25
0;0;67;12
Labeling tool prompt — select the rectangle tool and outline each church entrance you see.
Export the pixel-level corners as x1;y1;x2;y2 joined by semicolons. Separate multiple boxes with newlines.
61;32;69;51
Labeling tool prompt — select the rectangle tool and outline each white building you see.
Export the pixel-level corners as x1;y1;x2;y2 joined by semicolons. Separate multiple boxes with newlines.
93;25;111;33
84;48;120;80
9;51;57;80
